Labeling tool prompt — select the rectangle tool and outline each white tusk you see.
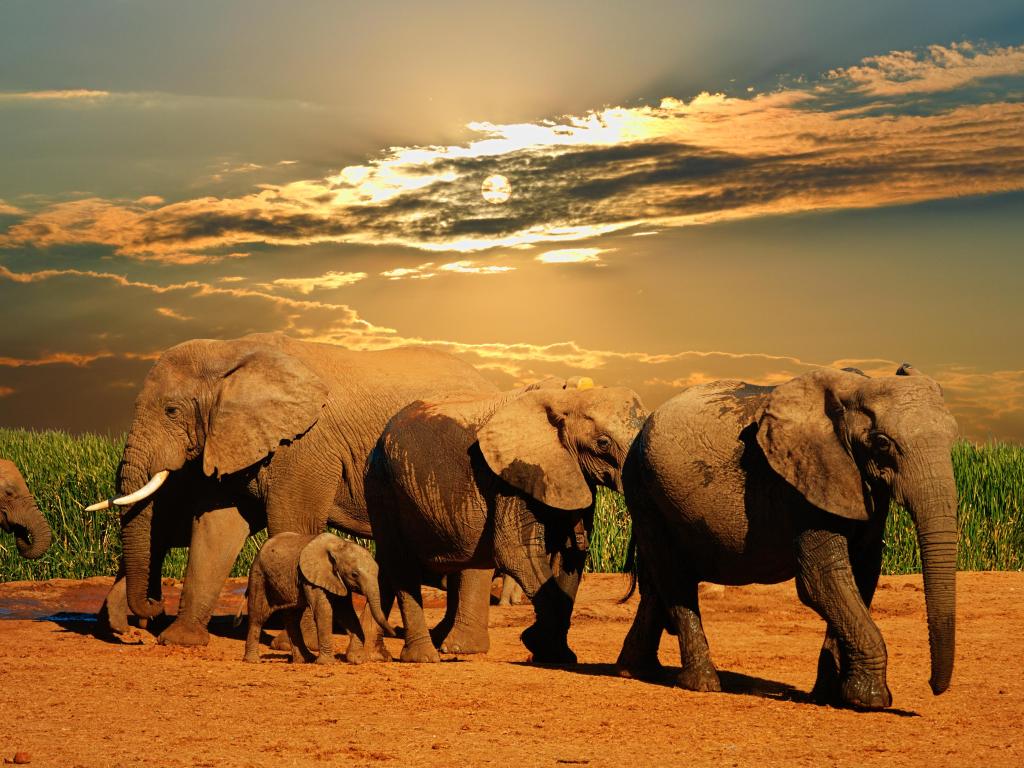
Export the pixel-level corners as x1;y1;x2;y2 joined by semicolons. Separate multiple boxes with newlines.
84;470;171;512
111;470;170;506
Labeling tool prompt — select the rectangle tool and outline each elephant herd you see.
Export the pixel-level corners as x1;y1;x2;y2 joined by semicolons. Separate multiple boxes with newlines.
1;333;961;711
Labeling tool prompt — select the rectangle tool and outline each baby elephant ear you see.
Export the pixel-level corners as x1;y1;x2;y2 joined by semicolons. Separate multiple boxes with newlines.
756;369;868;521
299;533;348;597
477;390;592;511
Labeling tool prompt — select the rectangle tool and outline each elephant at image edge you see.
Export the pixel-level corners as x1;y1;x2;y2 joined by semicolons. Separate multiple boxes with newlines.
365;384;646;663
0;458;52;560
243;532;395;664
616;366;958;710
89;332;498;649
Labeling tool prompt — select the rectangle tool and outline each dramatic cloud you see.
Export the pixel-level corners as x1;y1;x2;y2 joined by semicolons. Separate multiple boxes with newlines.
155;307;192;321
0;89;111;101
379;260;514;281
828;41;1024;96
2;42;1022;262
536;248;607;265
270;270;368;294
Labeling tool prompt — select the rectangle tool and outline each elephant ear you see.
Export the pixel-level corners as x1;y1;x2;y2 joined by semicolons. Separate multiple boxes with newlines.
203;347;329;477
477;390;592;511
756;369;868;521
299;533;348;597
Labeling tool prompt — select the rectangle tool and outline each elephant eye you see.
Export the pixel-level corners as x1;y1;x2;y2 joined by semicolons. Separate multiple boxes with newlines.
870;433;893;453
595;435;612;452
164;404;181;418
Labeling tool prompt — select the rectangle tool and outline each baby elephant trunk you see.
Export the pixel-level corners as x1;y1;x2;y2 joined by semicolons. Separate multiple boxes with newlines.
357;567;397;638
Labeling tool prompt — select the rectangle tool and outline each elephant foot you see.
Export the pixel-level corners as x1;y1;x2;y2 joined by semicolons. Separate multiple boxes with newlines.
98;590;130;635
270;632;292;652
315;654;337;665
400;639;441;664
840;670;892;710
521;624;576;665
676;662;721;692
242;651;260;664
344;636;392;664
435;625;490;655
615;661;667;682
811;646;842;704
157;617;211;647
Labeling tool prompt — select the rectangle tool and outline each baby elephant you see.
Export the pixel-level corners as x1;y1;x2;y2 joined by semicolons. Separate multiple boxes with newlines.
0;458;52;560
243;532;395;664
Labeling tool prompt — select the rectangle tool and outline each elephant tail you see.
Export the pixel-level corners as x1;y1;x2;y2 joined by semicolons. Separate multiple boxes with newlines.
619;526;638;604
233;587;248;628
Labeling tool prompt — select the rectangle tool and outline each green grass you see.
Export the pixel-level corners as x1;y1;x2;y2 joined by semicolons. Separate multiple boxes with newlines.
1;428;1021;581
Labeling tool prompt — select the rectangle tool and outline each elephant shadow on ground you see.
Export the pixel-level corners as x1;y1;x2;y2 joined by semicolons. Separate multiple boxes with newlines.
529;662;919;716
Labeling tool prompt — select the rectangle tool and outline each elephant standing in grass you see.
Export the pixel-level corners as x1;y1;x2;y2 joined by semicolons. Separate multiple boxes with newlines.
365;385;646;663
616;366;958;710
243;532;395;664
0;458;51;560
87;332;497;650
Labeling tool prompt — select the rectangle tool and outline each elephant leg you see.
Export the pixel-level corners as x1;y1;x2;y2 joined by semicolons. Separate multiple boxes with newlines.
243;570;267;663
345;580;395;664
616;560;669;681
284;607;315;663
812;520;885;703
304;586;335;664
663;578;719;692
159;506;248;647
499;574;524;606
98;567;130;635
432;568;493;654
796;526;891;710
498;541;576;664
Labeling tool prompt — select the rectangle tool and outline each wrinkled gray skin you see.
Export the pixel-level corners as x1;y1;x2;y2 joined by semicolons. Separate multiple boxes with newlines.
99;332;497;649
617;367;958;710
366;385;646;663
0;459;52;560
243;532;395;663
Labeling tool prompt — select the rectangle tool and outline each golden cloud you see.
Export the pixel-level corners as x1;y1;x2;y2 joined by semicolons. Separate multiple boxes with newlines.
0;89;111;101
2;42;1021;262
270;271;368;294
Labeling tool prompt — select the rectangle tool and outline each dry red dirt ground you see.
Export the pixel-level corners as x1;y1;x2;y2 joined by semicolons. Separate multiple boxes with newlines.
0;572;1021;767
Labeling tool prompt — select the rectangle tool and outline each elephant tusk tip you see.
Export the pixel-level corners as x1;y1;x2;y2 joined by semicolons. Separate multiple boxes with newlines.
84;499;112;512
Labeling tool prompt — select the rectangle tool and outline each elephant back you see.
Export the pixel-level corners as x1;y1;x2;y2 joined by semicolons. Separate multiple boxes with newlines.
256;532;318;604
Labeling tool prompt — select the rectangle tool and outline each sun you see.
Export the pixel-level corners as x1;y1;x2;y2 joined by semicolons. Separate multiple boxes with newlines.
481;174;512;204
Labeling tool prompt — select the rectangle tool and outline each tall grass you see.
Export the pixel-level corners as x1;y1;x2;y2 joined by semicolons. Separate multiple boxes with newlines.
1;428;1021;581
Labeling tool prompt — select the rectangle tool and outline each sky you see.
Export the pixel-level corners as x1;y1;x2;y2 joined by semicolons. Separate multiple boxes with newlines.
1;0;1022;441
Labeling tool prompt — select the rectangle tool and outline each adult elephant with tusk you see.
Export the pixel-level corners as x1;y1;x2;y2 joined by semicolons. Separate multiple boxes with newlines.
89;331;498;647
616;364;959;710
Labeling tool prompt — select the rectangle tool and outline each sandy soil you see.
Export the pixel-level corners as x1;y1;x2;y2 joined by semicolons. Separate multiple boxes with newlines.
0;572;1021;768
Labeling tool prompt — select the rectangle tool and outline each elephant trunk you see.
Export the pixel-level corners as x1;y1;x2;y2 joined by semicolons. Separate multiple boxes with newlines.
900;454;958;696
119;444;166;619
359;570;396;637
7;496;52;560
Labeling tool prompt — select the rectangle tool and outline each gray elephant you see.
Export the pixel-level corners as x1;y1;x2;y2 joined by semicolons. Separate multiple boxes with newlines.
616;366;958;710
85;332;497;649
0;458;52;560
243;532;395;664
366;385;646;663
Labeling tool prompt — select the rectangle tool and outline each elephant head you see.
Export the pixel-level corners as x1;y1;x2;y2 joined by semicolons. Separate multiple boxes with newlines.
757;366;958;695
86;334;329;618
299;533;396;637
477;386;646;510
0;458;52;560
